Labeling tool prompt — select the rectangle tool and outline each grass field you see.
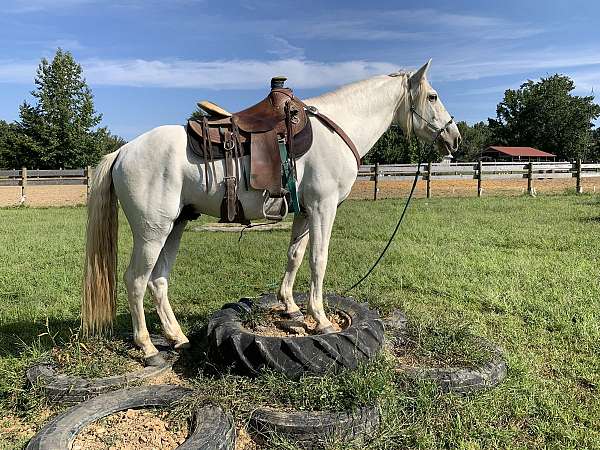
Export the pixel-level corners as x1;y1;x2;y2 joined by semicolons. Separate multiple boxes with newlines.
1;194;599;449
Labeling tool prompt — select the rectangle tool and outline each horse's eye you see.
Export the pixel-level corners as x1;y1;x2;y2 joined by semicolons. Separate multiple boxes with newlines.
428;94;438;102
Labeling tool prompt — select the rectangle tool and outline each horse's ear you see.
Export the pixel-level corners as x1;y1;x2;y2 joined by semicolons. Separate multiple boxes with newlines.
410;59;432;85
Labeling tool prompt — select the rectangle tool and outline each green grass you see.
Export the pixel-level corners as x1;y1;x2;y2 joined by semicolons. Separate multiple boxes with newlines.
393;319;494;369
1;194;600;449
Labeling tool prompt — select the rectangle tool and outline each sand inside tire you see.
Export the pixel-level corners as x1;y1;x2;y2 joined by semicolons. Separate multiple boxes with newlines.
244;304;351;337
72;408;188;450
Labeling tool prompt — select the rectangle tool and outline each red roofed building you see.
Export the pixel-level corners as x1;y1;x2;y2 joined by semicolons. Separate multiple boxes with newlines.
481;146;556;162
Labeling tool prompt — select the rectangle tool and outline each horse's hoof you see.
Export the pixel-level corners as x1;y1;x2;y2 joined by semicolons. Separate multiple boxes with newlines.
145;353;168;367
282;310;304;322
319;325;336;335
174;340;190;351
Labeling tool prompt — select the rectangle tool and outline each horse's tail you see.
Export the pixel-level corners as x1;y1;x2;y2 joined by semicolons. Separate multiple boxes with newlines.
81;149;121;336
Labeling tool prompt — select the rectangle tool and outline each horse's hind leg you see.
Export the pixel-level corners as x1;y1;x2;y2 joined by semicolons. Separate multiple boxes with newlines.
124;234;169;361
278;213;309;317
147;220;189;349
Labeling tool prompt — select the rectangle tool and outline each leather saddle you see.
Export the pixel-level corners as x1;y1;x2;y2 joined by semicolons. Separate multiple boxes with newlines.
187;77;312;197
186;76;360;223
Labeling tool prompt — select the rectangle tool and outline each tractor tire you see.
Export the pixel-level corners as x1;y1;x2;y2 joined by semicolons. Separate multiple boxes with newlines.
207;293;384;378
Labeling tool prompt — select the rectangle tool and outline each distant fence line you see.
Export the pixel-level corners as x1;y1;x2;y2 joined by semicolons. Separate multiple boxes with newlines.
359;160;600;199
0;167;93;203
1;161;599;204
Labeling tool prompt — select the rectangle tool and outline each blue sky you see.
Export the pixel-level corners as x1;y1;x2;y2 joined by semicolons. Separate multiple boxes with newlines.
0;0;599;140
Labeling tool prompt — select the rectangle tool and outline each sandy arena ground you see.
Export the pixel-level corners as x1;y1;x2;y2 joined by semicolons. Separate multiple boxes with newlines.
1;178;598;207
349;178;600;200
0;185;87;207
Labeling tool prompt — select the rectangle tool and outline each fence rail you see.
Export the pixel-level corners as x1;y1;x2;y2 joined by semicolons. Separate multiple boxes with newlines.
1;161;599;204
358;160;600;199
0;167;92;202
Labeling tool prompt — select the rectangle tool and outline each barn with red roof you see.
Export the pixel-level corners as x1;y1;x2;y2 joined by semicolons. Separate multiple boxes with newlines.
481;146;556;162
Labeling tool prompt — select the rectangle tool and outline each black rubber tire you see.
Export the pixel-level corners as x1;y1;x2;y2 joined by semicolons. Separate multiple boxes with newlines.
384;310;508;394
249;404;379;449
206;293;384;379
26;385;236;450
27;334;178;405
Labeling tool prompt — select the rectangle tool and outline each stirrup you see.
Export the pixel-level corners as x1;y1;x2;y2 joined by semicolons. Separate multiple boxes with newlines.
263;191;288;221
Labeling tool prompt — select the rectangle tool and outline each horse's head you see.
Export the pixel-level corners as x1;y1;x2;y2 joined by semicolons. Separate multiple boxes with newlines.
396;60;461;155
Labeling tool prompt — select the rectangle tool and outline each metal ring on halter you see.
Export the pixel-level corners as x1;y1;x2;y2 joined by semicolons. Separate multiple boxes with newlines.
223;140;234;151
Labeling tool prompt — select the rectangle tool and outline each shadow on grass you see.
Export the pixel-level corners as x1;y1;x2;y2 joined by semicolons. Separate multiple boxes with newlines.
0;310;212;361
580;215;600;223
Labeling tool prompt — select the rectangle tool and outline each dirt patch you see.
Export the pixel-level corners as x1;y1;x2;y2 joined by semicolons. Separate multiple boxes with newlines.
0;415;36;444
193;221;292;232
244;304;351;337
72;408;188;450
145;369;186;386
236;425;260;450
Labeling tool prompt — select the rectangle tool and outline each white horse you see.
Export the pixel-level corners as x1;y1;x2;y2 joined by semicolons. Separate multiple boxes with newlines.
81;60;461;362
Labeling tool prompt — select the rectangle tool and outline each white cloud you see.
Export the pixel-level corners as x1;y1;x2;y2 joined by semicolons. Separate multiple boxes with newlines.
1;50;598;91
0;61;37;83
265;37;305;59
79;58;398;89
433;48;600;82
292;8;543;42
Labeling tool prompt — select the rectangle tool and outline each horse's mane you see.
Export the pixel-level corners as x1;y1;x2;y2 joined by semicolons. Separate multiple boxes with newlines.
307;69;425;137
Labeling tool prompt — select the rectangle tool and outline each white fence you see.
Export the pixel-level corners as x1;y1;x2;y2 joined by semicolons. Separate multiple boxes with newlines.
358;160;600;199
1;162;599;203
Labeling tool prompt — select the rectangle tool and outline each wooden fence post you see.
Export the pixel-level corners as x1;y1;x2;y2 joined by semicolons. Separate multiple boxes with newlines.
527;162;534;196
20;167;28;205
477;160;483;197
576;158;583;194
86;165;93;197
426;162;432;198
373;162;379;201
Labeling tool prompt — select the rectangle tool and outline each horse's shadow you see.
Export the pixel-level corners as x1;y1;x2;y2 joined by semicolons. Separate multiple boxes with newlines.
0;311;211;363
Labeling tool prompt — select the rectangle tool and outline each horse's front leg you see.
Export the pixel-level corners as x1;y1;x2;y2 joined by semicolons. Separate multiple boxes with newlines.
306;198;338;332
147;220;189;350
278;213;309;317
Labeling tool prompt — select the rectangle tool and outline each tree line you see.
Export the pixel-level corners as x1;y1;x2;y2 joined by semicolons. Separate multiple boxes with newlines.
365;74;600;164
0;49;125;169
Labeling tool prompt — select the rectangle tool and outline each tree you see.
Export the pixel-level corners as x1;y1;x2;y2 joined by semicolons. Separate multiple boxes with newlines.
364;126;438;164
590;127;600;161
455;121;493;161
189;107;207;121
488;74;600;160
17;49;105;168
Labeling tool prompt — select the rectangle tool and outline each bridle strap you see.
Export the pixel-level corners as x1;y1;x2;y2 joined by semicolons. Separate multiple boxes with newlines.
407;75;454;140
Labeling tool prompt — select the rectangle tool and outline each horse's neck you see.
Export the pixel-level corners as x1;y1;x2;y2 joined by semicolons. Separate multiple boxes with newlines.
305;76;407;158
